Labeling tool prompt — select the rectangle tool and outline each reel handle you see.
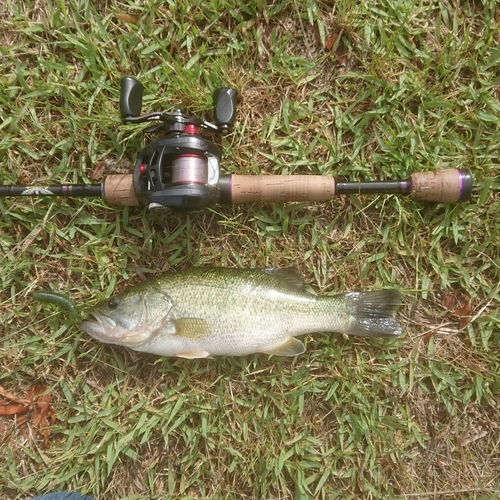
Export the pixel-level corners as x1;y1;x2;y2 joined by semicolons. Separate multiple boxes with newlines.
120;77;143;119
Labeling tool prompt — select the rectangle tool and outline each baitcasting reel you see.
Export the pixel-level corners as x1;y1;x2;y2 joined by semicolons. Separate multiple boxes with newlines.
118;77;238;211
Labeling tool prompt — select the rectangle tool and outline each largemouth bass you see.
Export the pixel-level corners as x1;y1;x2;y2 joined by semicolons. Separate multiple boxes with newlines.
80;267;402;358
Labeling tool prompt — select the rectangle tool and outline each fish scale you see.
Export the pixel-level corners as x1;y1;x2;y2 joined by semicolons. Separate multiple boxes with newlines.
80;267;403;358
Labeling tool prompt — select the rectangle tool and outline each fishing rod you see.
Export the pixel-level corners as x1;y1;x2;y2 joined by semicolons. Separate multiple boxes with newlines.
0;77;473;210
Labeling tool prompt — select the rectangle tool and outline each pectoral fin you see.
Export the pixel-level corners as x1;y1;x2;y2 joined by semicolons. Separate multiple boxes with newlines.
176;350;212;359
173;318;211;340
261;337;305;357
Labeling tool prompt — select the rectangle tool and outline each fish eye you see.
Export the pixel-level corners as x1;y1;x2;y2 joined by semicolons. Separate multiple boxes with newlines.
107;298;120;310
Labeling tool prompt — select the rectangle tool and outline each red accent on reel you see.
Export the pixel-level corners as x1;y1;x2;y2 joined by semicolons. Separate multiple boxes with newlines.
184;124;200;135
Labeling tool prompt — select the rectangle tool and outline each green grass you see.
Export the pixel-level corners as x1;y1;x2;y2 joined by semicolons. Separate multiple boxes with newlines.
1;0;500;498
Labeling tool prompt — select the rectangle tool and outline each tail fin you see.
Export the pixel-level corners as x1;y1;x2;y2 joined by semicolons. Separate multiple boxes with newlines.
344;290;402;337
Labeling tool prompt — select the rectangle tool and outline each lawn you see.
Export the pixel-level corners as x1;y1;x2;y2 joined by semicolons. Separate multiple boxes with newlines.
1;0;500;499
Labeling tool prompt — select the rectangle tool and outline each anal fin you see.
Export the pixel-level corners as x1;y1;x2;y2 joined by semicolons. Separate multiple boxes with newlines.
261;337;305;357
176;350;211;359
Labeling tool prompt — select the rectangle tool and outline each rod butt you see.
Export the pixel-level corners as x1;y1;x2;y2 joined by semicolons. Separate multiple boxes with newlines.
409;169;473;203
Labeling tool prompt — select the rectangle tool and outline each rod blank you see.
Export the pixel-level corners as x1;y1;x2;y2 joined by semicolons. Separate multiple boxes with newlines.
0;185;102;197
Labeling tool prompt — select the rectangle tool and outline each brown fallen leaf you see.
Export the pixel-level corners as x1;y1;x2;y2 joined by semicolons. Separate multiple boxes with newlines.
33;392;56;448
0;402;30;416
0;385;31;416
0;385;30;404
442;290;472;329
454;296;471;317
442;291;459;310
422;327;439;344
115;13;139;24
18;413;31;440
313;23;322;47
89;160;107;181
0;383;56;448
334;51;349;67
27;384;56;448
325;33;338;51
457;311;471;329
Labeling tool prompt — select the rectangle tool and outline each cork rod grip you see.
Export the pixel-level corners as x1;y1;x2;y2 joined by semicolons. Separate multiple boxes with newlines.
229;175;336;204
409;169;472;203
103;174;140;206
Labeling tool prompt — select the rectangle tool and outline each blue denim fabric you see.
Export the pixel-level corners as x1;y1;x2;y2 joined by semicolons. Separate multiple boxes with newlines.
31;493;95;500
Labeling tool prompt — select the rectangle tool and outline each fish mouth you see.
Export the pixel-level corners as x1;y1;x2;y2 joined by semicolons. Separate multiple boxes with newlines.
80;314;119;343
80;313;150;347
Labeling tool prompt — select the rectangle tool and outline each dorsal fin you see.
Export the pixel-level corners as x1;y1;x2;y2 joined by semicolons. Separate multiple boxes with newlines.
262;268;305;292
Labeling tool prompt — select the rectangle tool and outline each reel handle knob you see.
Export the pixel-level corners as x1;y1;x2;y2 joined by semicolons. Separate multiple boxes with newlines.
120;77;143;120
213;88;238;134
